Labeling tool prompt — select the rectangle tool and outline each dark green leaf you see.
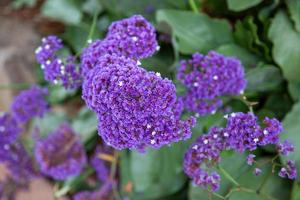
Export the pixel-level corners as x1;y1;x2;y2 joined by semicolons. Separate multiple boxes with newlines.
227;0;263;11
82;0;102;15
216;43;260;69
246;64;283;92
156;10;233;54
42;0;82;25
288;82;300;102
286;0;300;33
268;11;300;83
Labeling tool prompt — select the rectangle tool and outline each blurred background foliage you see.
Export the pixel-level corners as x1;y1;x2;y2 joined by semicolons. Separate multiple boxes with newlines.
11;0;300;199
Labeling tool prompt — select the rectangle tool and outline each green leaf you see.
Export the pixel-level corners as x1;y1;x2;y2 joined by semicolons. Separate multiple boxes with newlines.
130;143;187;200
268;11;300;83
71;107;97;143
286;0;300;33
281;101;300;178
42;0;82;25
189;152;248;200
246;64;283;92
156;10;233;54
31;112;67;138
227;0;263;11
82;0;102;15
288;82;300;102
63;25;90;53
234;16;270;60
291;181;300;200
47;84;77;104
11;0;37;9
216;43;260;69
229;167;290;200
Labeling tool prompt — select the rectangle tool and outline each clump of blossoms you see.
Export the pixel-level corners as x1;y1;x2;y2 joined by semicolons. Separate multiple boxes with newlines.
11;85;48;124
184;112;297;191
35;36;82;89
82;54;195;150
80;15;158;77
35;123;87;180
0;113;21;145
177;51;246;116
73;181;112;200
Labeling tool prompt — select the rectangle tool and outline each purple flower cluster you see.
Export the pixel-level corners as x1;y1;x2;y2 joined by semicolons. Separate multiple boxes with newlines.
0;143;36;184
11;86;48;124
73;181;112;200
82;54;195;150
177;51;246;115
35;123;87;180
0;113;21;145
35;36;82;89
183;127;225;191
80;15;158;77
184;112;296;191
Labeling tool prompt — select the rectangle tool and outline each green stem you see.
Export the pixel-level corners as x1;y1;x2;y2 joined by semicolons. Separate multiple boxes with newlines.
219;166;240;187
212;192;225;199
0;83;31;90
189;0;199;13
257;170;272;193
87;11;100;43
110;150;121;200
235;95;257;113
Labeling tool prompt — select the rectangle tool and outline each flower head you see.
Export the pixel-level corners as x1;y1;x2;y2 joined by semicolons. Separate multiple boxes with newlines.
73;181;112;200
106;15;158;59
90;145;112;182
277;140;294;156
278;160;297;179
177;51;246;115
0;113;21;145
35;123;87;180
246;154;256;165
36;36;82;89
82;55;195;150
253;168;262;176
11;86;48;124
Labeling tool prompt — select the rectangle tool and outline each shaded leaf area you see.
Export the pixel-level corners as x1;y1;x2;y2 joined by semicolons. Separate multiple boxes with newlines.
156;9;233;54
227;0;263;12
268;11;300;84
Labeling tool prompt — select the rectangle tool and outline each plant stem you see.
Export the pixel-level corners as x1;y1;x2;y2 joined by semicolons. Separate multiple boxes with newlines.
212;192;225;199
235;95;258;113
189;0;199;13
257;170;272;193
87;11;100;43
110;150;121;200
218;166;240;187
0;83;31;90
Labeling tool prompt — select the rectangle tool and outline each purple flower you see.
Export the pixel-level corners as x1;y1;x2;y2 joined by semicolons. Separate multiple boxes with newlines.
82;55;195;150
80;15;158;77
253;168;262;176
106;15;158;59
277;140;294;156
0;142;36;184
278;160;297;179
224;112;262;152
246;154;255;165
183;127;226;191
11;86;48;124
73;181;112;200
34;123;87;180
260;117;283;145
0;113;21;145
177;51;246;115
90;145;112;182
35;36;82;89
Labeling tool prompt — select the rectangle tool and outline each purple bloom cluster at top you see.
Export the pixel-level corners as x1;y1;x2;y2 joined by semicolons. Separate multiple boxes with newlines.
177;51;246;115
184;112;296;191
35;123;87;180
11;86;48;124
0;113;21;145
82;54;195;150
35;36;82;89
80;15;158;77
